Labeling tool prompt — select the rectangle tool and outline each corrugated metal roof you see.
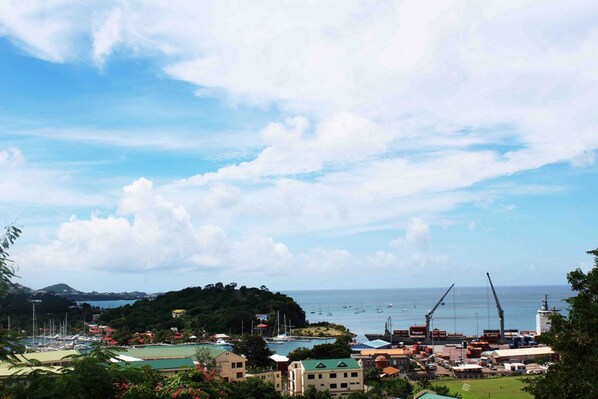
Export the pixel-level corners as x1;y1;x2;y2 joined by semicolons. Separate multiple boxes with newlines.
14;349;80;363
360;348;406;356
118;344;226;360
301;358;360;371
490;347;553;357
117;357;195;370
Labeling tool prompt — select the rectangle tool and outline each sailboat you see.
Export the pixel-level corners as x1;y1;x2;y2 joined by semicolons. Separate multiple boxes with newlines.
271;311;291;342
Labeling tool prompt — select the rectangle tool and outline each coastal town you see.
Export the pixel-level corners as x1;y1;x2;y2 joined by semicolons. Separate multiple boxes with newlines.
0;282;561;398
2;1;598;398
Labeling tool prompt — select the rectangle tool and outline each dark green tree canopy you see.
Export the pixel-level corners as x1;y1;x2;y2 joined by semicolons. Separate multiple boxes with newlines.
232;334;273;370
524;248;598;399
99;283;306;336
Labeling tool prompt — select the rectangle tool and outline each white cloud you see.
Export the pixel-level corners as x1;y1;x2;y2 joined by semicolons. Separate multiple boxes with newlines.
0;147;99;208
92;7;122;66
3;1;598;288
17;178;295;275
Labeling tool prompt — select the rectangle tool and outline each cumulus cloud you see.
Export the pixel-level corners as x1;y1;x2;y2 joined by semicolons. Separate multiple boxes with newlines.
3;1;598;287
18;178;294;275
16;177;453;286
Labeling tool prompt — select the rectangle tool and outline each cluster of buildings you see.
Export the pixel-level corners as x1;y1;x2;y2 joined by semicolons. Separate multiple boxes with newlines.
0;336;556;398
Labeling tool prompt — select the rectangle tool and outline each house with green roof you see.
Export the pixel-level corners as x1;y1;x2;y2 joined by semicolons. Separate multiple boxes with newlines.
116;358;195;378
288;358;363;398
113;344;246;382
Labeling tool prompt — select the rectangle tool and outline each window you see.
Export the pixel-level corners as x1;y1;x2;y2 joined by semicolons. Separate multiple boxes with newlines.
351;372;358;377
236;372;243;378
330;373;337;378
231;363;236;368
236;362;243;368
341;383;348;388
308;375;315;380
318;374;322;379
330;383;338;389
344;373;348;378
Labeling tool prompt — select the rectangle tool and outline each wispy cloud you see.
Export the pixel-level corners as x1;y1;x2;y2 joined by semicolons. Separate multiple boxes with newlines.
2;1;597;289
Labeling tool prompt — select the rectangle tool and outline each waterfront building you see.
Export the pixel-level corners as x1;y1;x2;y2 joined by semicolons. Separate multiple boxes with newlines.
288;358;363;398
536;295;559;335
487;347;554;364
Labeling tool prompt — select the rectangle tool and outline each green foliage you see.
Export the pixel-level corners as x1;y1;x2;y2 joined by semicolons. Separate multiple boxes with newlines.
381;377;413;398
99;284;306;336
232;334;273;370
195;347;217;371
431;384;462;398
523;248;598;399
0;225;21;295
230;377;280;399
288;336;351;361
363;367;381;386
296;386;333;399
0;290;101;335
3;354;283;399
0;224;23;363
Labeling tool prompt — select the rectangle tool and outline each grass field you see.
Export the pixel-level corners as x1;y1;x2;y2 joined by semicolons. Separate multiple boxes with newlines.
432;376;534;399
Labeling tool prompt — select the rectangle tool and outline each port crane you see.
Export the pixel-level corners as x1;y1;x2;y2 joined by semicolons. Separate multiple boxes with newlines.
425;283;455;341
486;272;505;343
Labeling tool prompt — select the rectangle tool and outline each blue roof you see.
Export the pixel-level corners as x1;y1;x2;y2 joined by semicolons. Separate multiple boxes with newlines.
352;339;391;350
416;393;456;399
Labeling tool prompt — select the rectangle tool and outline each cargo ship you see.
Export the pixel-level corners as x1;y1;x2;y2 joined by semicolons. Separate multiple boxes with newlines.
365;273;516;345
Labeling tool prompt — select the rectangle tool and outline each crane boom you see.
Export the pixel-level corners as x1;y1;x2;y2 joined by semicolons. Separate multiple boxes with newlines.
486;272;505;342
425;283;454;340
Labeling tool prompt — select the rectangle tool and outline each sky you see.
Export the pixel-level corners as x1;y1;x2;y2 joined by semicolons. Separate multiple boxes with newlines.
1;1;597;293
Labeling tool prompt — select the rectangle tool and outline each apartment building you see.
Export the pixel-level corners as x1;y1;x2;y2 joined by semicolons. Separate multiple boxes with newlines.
288;358;363;397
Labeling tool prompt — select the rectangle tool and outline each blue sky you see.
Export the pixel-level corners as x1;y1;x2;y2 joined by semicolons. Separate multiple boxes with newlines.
1;1;597;293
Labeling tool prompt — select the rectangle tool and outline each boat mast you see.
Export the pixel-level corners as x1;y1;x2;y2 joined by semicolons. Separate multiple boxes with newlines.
425;284;454;341
486;272;504;342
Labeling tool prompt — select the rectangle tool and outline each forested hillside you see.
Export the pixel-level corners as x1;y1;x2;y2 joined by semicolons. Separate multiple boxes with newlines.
0;291;98;333
99;283;306;335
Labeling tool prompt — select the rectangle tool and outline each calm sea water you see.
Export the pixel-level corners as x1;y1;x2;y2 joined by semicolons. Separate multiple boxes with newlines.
283;285;571;341
78;299;137;308
78;285;571;354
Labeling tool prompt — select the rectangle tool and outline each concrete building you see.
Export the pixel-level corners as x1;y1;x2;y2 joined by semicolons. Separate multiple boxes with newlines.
215;350;246;382
115;344;246;382
171;309;186;318
0;350;80;379
247;370;283;392
487;347;554;364
288;358;363;398
117;358;195;377
536;295;559;335
352;348;410;374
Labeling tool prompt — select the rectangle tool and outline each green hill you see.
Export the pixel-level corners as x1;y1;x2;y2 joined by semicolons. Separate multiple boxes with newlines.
99;283;306;336
41;283;81;294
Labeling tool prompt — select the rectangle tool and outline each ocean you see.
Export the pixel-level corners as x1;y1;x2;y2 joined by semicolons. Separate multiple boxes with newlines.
283;285;571;341
78;285;572;355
